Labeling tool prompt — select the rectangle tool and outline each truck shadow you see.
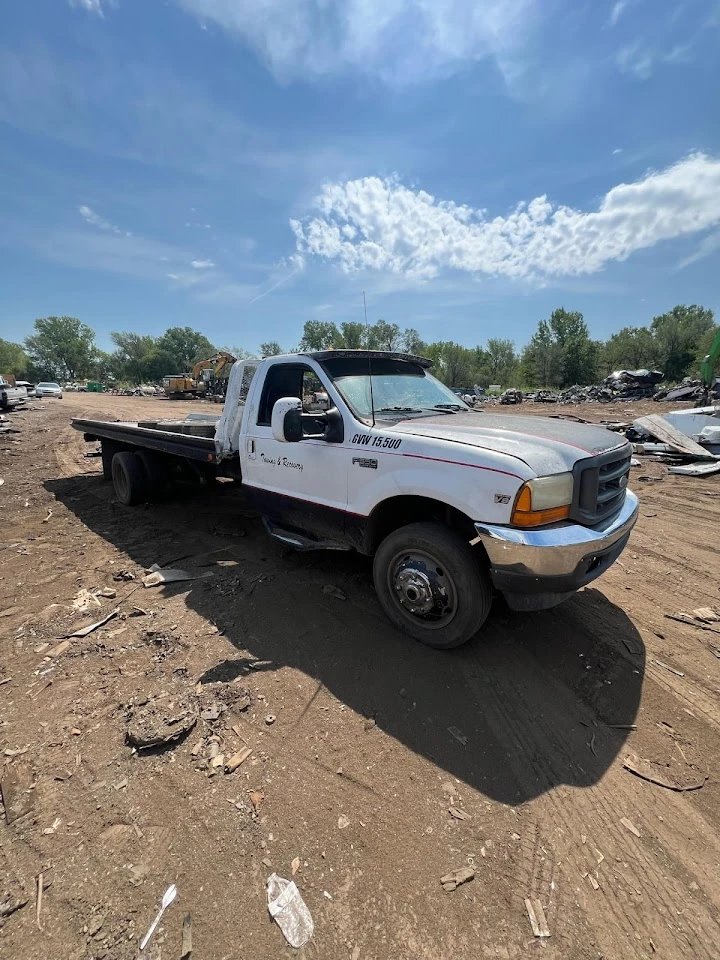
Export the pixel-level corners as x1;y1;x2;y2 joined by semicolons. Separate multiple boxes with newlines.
47;474;645;806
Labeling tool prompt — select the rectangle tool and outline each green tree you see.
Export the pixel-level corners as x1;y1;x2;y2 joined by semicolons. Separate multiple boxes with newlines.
0;338;29;378
424;341;474;387
650;304;715;381
110;332;160;384
259;341;284;356
521;320;564;388
299;320;343;350
603;326;658;374
156;326;216;372
366;320;402;351
25;316;97;381
401;328;427;355
340;322;366;348
485;338;517;384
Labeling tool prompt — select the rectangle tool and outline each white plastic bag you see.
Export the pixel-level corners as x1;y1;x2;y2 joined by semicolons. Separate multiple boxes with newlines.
267;873;314;948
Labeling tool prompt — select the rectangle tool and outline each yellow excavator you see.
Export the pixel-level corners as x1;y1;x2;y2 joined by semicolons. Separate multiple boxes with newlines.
164;351;237;400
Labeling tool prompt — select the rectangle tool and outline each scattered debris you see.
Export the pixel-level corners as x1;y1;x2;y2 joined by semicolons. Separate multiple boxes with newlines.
440;866;475;891
322;584;347;601
126;694;198;749
4;746;29;758
72;587;102;613
447;726;468;746
41;509;52;523
652;658;685;678
337;815;350;829
265;714;276;726
225;747;253;773
291;857;301;876
1;765;34;823
63;607;119;639
48;639;72;657
99;586;117;598
142;565;212;587
634;414;715;460
623;752;707;791
693;607;720;623
448;807;471;821
42;817;62;835
181;914;193;959
36;873;43;930
140;884;177;951
267;873;314;949
620;817;641;838
249;790;265;815
669;462;720;476
0;896;28;919
87;914;105;938
524;898;551;938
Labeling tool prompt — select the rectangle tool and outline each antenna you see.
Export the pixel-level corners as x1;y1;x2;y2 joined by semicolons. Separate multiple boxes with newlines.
364;291;376;427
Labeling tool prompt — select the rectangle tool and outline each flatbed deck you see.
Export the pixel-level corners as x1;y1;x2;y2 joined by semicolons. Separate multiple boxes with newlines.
72;417;219;462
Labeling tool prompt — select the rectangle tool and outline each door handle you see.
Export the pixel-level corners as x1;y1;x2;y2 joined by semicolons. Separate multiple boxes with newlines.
247;438;256;458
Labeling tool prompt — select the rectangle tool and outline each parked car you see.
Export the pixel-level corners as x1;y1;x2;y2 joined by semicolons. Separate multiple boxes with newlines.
36;382;63;399
15;380;36;397
0;375;28;409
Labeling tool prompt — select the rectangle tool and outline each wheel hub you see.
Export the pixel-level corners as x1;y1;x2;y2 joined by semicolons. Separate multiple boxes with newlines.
391;553;455;622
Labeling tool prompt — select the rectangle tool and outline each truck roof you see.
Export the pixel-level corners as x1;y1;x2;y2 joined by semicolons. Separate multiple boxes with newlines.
303;349;433;368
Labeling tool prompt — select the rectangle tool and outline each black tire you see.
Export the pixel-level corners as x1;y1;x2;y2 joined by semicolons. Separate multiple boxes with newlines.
373;522;492;649
111;451;149;506
136;450;167;499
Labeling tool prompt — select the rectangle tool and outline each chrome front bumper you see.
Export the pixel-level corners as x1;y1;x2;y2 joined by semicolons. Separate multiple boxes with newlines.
472;491;639;604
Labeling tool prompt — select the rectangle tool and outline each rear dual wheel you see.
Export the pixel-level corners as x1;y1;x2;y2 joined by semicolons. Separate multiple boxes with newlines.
110;450;167;504
373;522;492;649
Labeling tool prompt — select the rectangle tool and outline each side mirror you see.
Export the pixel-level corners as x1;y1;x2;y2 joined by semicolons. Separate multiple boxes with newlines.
271;397;303;442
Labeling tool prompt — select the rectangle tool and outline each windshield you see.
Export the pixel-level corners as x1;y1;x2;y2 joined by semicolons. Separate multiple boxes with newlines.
320;357;470;420
39;383;60;389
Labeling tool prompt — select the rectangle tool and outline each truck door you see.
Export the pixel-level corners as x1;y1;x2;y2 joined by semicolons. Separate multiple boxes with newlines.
242;362;349;541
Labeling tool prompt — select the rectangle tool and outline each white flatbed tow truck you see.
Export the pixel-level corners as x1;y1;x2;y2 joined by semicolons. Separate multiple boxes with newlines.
72;350;638;648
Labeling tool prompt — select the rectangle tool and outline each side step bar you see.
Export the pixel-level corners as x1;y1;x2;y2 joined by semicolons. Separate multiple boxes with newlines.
262;518;351;552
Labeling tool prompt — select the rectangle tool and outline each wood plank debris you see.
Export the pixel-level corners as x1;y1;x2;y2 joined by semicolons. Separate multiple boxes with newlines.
620;817;641;838
623;753;707;792
634;414;716;459
524;898;550;938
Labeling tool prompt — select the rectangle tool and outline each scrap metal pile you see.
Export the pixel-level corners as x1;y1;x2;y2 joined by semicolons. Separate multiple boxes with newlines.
619;405;720;477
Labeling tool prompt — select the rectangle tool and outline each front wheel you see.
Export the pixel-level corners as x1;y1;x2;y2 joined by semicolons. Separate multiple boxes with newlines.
373;522;492;649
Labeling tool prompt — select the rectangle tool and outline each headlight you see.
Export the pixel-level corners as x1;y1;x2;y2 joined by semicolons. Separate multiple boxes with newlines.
511;473;573;527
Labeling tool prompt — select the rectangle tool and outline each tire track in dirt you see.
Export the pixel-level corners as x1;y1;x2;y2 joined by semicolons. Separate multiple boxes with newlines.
457;632;720;959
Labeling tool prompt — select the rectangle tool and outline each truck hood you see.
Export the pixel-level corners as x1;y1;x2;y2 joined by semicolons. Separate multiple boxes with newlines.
389;413;628;475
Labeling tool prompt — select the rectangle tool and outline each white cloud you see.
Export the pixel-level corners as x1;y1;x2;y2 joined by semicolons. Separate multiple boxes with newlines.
68;0;105;14
191;258;215;269
175;0;537;85
78;204;125;235
677;229;720;270
291;153;720;281
616;43;654;80
609;1;628;27
612;147;623;155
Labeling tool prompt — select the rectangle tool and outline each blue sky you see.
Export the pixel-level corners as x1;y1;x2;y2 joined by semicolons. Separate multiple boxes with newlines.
1;0;719;354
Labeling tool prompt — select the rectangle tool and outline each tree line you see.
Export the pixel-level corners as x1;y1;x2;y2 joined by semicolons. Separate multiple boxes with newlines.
1;304;716;390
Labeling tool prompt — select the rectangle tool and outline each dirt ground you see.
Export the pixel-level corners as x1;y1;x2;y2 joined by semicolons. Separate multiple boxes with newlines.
1;392;720;960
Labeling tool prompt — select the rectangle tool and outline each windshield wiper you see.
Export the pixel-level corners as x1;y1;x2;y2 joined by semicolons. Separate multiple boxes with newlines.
375;406;424;413
427;403;464;412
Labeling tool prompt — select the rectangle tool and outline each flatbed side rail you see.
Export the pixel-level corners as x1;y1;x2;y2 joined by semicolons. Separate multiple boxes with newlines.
71;418;217;463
